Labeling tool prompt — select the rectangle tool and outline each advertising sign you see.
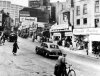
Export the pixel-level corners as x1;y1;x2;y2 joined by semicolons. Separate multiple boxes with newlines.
19;11;30;17
20;17;37;22
29;0;40;8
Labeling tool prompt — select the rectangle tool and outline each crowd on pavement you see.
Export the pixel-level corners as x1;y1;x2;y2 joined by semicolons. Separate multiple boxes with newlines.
31;35;100;59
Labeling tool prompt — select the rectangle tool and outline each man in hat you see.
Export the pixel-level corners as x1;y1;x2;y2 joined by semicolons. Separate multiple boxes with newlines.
54;53;68;76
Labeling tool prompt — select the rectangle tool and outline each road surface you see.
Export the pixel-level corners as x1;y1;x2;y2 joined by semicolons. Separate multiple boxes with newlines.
0;37;100;76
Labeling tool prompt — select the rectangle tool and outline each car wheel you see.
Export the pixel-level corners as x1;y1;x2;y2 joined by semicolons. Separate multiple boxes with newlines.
7;37;10;42
45;52;49;57
35;48;38;54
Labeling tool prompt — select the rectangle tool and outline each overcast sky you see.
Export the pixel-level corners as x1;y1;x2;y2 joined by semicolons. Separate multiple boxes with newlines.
6;0;66;6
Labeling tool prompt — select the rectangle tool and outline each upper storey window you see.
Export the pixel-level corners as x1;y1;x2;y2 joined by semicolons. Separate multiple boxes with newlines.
83;4;87;14
95;0;99;13
76;6;80;16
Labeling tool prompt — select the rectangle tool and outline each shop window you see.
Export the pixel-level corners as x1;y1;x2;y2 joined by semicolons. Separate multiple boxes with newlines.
76;19;80;25
54;36;60;41
92;41;100;55
95;18;99;27
65;36;72;47
83;18;87;24
75;35;86;50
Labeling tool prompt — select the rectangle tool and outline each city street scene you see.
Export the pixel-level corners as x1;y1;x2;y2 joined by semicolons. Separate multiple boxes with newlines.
0;0;100;76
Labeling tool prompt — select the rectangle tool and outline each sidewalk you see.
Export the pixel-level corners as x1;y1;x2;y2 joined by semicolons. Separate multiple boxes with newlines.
26;37;100;59
59;46;99;59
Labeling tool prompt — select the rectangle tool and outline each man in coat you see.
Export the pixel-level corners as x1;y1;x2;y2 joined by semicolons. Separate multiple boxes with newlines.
12;40;19;55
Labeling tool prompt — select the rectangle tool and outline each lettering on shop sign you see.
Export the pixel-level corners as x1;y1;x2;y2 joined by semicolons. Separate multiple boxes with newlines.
73;29;85;34
86;29;98;34
20;17;37;22
25;18;36;21
74;28;100;34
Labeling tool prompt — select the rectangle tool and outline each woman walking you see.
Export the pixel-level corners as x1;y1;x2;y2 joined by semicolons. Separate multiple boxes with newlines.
12;40;19;55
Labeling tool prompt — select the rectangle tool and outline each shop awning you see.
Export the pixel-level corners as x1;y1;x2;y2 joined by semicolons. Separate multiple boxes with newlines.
50;23;69;32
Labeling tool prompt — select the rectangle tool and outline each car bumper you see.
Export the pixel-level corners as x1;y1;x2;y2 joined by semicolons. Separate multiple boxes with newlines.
49;54;62;57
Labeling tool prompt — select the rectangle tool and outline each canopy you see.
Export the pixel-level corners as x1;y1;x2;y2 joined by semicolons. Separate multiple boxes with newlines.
50;23;68;32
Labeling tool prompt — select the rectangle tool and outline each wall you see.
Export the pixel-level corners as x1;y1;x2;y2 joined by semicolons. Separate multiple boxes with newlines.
74;0;95;29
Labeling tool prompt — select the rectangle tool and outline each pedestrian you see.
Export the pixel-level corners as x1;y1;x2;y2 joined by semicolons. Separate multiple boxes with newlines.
54;54;68;76
62;39;65;47
12;40;19;55
0;37;1;45
1;35;5;45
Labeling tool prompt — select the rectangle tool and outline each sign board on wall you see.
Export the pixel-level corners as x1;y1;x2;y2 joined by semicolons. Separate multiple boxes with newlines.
20;17;37;22
19;11;30;17
73;28;100;35
53;33;61;36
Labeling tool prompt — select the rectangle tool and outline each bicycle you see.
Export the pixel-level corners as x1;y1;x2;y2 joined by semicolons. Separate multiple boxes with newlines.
65;64;76;76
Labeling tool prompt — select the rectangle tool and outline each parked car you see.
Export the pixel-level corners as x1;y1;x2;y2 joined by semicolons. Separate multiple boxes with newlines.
7;33;17;42
35;42;62;57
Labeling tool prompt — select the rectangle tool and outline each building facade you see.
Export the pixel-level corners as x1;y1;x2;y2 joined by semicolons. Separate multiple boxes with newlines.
28;0;50;8
73;0;100;54
50;1;73;47
0;0;24;27
0;1;11;13
10;4;24;26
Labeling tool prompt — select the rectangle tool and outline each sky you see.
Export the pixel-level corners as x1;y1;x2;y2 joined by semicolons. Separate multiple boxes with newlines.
5;0;66;7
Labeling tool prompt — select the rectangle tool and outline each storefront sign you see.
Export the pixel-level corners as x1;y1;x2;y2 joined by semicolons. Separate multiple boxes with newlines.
20;11;30;17
73;28;100;35
53;33;61;36
65;32;73;36
20;17;37;22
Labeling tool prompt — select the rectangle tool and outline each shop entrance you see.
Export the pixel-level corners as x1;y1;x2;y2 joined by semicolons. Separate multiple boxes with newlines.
65;36;72;47
92;41;100;56
75;35;88;50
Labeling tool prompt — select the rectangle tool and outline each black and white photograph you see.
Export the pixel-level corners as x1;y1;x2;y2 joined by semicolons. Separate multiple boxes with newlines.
0;0;100;76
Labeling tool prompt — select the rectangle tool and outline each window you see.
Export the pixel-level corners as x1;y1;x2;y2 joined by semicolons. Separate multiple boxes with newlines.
50;45;59;49
41;43;44;47
83;18;87;24
76;6;80;16
95;18;99;27
44;44;48;48
3;2;6;7
83;4;87;14
95;0;99;13
76;19;80;25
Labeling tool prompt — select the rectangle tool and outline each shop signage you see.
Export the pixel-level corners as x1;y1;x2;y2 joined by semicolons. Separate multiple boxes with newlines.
73;28;100;35
53;33;61;36
65;32;73;36
20;17;37;22
19;11;30;17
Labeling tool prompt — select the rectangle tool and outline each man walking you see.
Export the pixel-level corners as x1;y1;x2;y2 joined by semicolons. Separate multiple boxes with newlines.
12;40;19;55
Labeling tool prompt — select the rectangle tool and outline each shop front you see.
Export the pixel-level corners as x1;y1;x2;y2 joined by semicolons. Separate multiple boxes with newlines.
89;35;100;55
50;23;72;45
53;33;61;41
64;32;73;47
73;28;100;55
